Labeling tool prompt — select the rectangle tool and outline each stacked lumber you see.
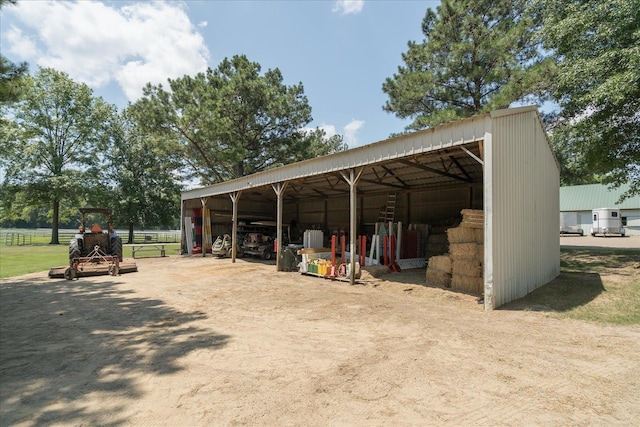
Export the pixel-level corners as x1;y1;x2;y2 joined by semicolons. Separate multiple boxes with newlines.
426;209;484;295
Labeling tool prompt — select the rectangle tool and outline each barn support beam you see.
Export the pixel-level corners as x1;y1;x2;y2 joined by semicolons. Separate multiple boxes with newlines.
180;200;186;254
229;191;242;263
340;167;364;285
200;197;209;258
461;145;484;166
272;182;288;271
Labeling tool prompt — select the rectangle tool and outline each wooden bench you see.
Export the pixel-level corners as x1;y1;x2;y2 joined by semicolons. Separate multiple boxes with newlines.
125;244;167;259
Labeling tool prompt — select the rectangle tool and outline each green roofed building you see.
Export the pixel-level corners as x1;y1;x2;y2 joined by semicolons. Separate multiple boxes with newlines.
560;184;640;236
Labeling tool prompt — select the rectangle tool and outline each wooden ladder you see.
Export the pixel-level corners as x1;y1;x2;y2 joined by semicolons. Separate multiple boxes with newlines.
378;193;397;223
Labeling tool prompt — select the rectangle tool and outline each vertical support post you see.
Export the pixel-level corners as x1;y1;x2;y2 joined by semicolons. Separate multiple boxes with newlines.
200;197;209;257
229;191;242;263
396;221;402;261
383;235;388;266
340;168;364;285
180;199;185;254
272;182;288;272
331;235;337;267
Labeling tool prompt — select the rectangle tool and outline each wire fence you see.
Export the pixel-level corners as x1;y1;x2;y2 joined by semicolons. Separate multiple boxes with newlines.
1;229;182;246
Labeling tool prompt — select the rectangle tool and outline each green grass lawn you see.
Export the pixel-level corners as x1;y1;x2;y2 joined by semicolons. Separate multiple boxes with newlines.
0;243;181;278
0;244;69;278
503;248;640;325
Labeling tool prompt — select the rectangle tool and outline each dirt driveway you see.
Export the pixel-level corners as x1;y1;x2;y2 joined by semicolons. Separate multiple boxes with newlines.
560;234;640;250
1;256;639;426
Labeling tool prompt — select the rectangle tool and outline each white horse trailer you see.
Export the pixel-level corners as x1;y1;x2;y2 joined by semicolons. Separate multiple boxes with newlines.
591;208;625;237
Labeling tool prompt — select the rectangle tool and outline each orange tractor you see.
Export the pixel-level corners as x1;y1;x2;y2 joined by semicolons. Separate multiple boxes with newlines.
49;208;137;279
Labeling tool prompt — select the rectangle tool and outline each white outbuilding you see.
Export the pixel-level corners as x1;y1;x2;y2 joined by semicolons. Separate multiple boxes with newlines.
181;106;560;309
560;183;640;236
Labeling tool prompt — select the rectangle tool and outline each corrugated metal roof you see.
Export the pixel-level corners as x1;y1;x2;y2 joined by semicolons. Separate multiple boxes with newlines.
181;108;512;202
560;184;640;211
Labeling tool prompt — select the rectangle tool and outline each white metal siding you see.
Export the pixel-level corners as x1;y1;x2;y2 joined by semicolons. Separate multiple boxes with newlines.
620;209;640;236
486;110;560;309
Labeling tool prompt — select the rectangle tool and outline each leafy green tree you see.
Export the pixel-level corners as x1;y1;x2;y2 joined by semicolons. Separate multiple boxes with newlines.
133;54;345;185
382;0;551;131
538;0;639;199
102;109;183;243
1;68;113;244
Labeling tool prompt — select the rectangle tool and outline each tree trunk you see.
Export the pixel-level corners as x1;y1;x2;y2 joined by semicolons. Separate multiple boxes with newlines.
128;222;134;244
50;198;60;245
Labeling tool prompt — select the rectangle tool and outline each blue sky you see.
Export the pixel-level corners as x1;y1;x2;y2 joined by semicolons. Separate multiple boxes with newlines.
1;0;441;148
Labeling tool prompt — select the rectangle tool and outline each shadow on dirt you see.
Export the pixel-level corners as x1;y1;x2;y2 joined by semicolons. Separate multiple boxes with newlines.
499;271;605;313
0;276;230;426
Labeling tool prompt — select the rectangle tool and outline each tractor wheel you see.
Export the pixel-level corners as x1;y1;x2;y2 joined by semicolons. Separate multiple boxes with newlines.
64;267;77;281
69;240;81;261
110;236;123;261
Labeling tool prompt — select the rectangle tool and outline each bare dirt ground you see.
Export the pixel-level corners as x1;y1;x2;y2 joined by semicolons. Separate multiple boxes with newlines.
1;252;639;426
560;234;640;250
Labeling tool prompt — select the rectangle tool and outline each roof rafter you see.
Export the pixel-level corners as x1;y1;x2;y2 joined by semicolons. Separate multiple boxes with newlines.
397;158;472;183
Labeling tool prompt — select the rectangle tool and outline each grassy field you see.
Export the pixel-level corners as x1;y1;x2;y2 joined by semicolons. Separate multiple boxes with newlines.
0;243;181;278
502;248;640;325
1;245;638;325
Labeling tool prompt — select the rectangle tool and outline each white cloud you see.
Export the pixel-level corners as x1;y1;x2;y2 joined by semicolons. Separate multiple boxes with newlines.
318;124;338;138
3;1;209;102
303;120;364;147
343;119;365;147
5;27;38;59
332;0;365;15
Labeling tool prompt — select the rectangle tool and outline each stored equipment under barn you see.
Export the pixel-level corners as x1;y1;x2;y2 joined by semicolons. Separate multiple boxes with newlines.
181;106;560;309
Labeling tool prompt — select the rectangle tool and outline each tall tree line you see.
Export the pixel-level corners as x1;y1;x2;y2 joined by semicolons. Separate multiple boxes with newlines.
2;0;638;244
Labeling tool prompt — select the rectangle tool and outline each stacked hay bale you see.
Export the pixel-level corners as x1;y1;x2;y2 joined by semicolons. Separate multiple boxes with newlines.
426;254;451;288
425;231;448;258
447;209;484;295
